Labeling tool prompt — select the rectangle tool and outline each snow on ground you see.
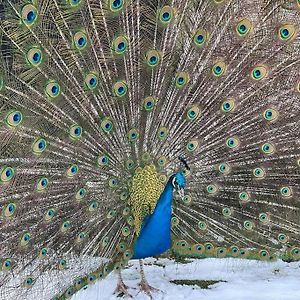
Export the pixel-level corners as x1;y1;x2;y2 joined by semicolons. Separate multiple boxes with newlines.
72;258;300;300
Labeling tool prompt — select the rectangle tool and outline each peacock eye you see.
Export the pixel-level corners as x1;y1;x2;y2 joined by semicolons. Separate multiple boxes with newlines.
73;31;88;50
186;140;199;152
278;24;296;41
110;0;124;12
217;247;226;257
292;247;300;258
251;65;268;80
77;232;86;243
125;159;135;170
4;203;17;218
239;191;250;203
32;138;47;155
122;226;131;236
45;208;55;222
69;124;83;140
113;80;128;97
98;154;110;167
26;48;42;67
24;276;35;288
205;242;214;251
226;136;239;149
280;186;292;197
198;221;207;230
85;72;98;90
45;81;61;98
175;72;190;88
263;108;278;122
100;117;113;133
278;233;288;243
112;35;129;54
231;246;239;256
39;247;48;258
127;128;139;142
206;184;218;194
182;195;192;205
21;4;38;26
159;6;174;25
69;0;82;7
145;50;160;67
261;143;275;154
218;162;231;175
236;18;252;37
212;60;226;77
253;167;265;179
59;259;67;270
2;258;13;271
143;96;156;111
157;127;168;140
37;177;49;191
0;166;15;183
75;188;86;201
243;220;253;230
76;279;83;287
171;216;179;227
89;201;99;212
88;274;96;283
222;207;232;218
21;233;31;246
157;155;167;168
120;191;129;202
186;105;200;121
61;221;71;233
5;111;23;128
259;250;269;260
108;177;119;188
66;164;79;177
193;29;209;46
259;212;269;223
221;99;235;113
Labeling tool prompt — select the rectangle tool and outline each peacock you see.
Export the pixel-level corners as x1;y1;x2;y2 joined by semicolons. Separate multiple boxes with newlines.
0;0;299;299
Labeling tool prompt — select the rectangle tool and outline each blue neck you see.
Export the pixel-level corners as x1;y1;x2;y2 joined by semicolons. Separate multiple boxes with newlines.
155;178;174;210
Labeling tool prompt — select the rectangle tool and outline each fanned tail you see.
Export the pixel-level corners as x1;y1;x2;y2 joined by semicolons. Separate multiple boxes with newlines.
0;0;299;299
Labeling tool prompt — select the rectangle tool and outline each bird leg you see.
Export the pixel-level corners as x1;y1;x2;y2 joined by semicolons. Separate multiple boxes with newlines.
138;259;160;298
113;268;132;298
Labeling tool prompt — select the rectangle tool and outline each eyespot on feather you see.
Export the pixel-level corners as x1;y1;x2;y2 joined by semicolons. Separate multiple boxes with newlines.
112;80;128;97
45;81;61;98
212;60;226;77
0;166;14;183
158;6;175;25
112;35;129;55
145;50;161;67
32;138;47;155
26;48;43;67
5;111;23;128
21;4;38;26
74;31;88;50
193;29;209;46
251;65;268;81
236;18;252;37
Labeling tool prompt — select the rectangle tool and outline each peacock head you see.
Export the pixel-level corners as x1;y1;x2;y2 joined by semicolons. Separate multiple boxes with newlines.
171;172;186;198
171;156;189;198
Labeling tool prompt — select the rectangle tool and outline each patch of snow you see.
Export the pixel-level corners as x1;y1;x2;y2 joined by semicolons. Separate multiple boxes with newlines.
72;258;300;300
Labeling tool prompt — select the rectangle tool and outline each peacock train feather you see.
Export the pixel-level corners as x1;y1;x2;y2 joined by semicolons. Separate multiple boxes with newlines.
0;0;299;299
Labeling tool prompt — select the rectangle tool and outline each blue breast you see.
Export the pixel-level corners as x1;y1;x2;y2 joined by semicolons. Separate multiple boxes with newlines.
132;180;174;259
